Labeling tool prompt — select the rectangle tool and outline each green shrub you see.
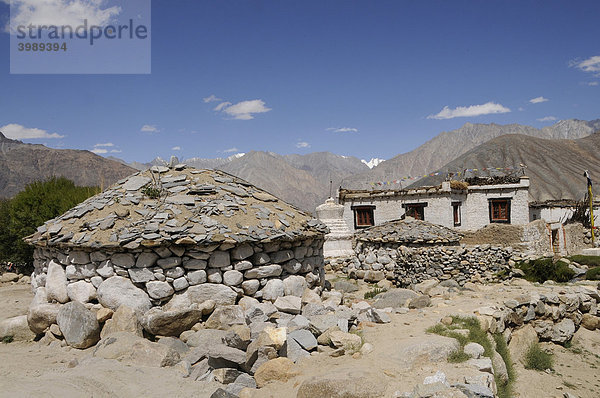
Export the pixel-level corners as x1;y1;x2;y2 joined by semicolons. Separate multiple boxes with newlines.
568;255;600;267
448;350;470;363
524;343;554;371
2;335;14;344
142;185;162;199
364;287;386;300
517;258;575;283
493;334;515;398
0;177;98;273
585;267;600;280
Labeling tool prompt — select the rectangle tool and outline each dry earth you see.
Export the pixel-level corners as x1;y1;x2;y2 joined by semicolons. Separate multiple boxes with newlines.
1;278;599;398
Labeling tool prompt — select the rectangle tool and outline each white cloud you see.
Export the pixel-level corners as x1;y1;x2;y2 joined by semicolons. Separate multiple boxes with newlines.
213;102;231;112
326;127;358;133
296;141;310;149
518;107;525;111
94;142;114;147
91;148;107;154
529;96;549;104
6;0;121;34
140;124;159;133
571;56;600;75
537;116;557;122
223;147;239;153
212;99;272;120
427;102;511;120
110;149;122;153
203;94;221;103
171;146;181;151
588;81;599;86
0;123;64;139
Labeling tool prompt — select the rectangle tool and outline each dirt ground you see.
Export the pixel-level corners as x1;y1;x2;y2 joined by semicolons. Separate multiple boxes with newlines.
1;279;599;398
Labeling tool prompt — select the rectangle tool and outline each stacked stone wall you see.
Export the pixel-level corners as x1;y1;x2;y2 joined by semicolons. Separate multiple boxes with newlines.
31;238;325;306
332;242;522;287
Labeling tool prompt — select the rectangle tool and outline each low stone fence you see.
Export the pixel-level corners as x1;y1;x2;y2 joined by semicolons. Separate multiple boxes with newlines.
329;243;522;287
31;238;325;308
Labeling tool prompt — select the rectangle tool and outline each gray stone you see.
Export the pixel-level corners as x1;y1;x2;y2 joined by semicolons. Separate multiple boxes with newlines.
143;307;203;336
57;301;100;349
188;284;237;306
373;288;419;309
186;329;229;348
111;253;136;269
0;315;36;341
270;250;294;264
223;270;244;286
205;305;246;330
262;279;284;301
281;335;310;363
188;270;207;285
96;260;115;278
334;280;359;293
46;260;69;303
283;259;302;274
136;252;159;268
183;258;207;270
409;295;431;309
283;275;307;297
146;281;175;299
289;329;318;351
65;263;96;280
234;260;253;271
173;277;189;291
209;251;231;268
68;251;91;265
464;342;485;359
128;267;155;283
157;257;182;269
252;252;270;265
552;319;575;344
94;331;180;367
67;280;97;303
231;244;254;260
207;269;223;283
244;264;282;279
296;371;386;398
242;279;260;295
97;276;152;316
27;302;61;335
274;296;302;314
157;336;190;356
123;176;152;191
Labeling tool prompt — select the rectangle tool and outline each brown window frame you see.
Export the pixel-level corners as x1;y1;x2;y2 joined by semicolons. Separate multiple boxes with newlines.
352;205;375;228
402;203;427;221
452;201;461;227
489;198;511;223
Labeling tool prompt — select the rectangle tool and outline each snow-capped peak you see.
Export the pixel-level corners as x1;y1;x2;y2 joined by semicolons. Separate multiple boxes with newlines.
361;158;385;169
228;152;245;160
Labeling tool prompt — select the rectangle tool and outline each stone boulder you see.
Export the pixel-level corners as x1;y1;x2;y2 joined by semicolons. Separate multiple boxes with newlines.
94;331;180;367
100;305;144;338
385;335;460;369
27;303;61;334
254;357;300;388
372;289;418;309
552;319;575;344
96;276;152;316
45;260;69;303
508;324;538;364
408;295;431;309
57;301;101;349
142;307;204;336
581;314;600;330
0;272;19;283
0;315;36;341
205;305;246;330
67;280;97;303
296;371;387;398
187;284;237;306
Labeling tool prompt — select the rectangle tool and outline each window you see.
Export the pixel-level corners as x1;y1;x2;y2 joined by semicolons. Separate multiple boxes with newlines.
452;202;461;226
489;199;511;223
352;206;375;228
403;203;427;220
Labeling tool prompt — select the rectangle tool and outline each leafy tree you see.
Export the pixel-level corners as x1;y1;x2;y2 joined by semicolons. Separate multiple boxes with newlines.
1;177;99;272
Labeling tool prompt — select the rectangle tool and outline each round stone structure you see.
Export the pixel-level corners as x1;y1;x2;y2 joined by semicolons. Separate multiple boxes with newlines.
26;165;328;309
315;197;353;258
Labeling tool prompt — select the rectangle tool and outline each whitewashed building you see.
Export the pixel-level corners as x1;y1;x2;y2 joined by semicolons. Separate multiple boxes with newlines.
337;176;531;232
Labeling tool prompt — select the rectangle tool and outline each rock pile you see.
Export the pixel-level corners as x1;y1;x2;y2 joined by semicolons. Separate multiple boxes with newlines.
27;280;391;397
354;218;461;245
475;283;600;344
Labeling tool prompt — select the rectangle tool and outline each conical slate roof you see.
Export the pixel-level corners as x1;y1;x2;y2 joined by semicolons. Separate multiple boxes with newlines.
355;218;461;244
27;166;328;250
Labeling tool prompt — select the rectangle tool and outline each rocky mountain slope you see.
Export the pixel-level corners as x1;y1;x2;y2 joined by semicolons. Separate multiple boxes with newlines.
411;132;600;202
0;132;135;198
343;119;600;189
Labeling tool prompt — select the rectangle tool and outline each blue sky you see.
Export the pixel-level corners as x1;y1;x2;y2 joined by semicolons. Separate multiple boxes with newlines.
0;0;599;163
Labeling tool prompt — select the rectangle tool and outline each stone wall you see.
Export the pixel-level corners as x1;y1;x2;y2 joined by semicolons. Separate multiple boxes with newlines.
331;242;521;287
31;238;325;306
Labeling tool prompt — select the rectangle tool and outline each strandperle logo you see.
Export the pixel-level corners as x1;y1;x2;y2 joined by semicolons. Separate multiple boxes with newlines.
15;18;149;46
9;0;152;74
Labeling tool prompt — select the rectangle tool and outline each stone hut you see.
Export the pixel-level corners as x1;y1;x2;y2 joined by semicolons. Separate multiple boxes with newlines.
349;218;518;286
26;165;328;312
